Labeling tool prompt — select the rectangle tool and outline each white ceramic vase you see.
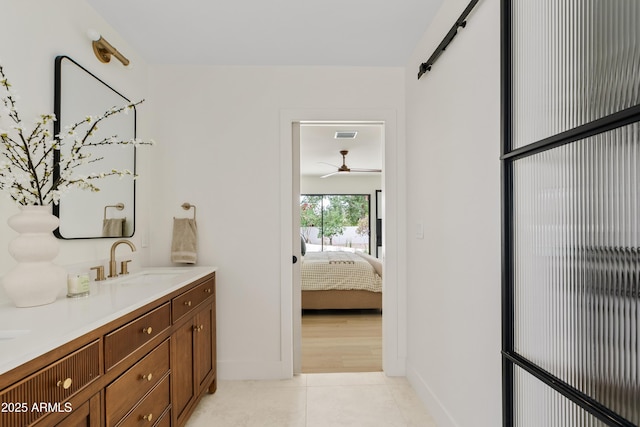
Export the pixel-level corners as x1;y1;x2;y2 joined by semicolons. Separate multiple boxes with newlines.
2;205;66;307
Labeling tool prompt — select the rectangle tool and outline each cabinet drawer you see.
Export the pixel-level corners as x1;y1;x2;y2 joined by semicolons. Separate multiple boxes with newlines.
0;340;100;427
105;339;170;427
154;408;171;427
172;278;215;323
117;373;170;427
104;303;170;370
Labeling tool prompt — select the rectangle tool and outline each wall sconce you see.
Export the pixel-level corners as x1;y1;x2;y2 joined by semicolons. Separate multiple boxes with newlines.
87;29;130;66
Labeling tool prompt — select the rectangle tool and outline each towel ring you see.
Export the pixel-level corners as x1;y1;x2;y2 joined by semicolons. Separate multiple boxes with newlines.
104;203;125;220
181;202;196;220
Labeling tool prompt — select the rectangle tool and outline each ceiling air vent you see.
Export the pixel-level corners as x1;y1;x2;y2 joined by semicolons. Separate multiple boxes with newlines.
334;131;358;139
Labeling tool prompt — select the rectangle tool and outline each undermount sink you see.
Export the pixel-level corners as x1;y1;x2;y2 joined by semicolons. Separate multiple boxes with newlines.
0;330;30;341
112;268;190;286
138;269;188;276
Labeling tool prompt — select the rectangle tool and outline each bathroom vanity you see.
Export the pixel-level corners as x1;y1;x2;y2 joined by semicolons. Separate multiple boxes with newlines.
0;266;217;427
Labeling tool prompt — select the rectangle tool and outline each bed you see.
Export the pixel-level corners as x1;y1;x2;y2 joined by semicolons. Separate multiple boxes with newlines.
301;251;382;310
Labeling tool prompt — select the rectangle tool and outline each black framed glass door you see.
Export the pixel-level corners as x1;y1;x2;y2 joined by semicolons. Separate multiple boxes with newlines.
501;1;640;426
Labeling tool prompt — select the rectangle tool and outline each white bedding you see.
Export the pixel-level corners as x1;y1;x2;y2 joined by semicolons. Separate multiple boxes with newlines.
301;251;382;292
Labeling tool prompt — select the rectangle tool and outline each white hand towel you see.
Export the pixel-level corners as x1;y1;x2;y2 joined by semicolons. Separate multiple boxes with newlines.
102;218;125;237
171;218;198;264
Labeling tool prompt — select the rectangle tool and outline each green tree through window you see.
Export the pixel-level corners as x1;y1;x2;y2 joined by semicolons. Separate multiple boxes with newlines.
300;194;370;253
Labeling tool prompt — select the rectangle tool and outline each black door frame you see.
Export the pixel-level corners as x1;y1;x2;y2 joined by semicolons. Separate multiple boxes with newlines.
500;1;640;426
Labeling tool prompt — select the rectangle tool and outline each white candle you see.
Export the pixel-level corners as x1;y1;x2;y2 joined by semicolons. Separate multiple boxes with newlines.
67;273;90;297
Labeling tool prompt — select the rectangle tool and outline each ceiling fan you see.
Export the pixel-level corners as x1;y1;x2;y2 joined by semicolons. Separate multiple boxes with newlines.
320;150;382;178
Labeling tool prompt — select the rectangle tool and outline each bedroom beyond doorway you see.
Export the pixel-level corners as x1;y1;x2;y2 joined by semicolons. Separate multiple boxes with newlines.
301;309;382;373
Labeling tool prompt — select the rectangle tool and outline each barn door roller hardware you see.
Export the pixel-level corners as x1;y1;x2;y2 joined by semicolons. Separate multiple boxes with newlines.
417;0;480;80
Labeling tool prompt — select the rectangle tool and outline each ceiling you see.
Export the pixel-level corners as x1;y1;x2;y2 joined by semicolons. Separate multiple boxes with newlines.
83;1;437;176
300;123;383;177
84;0;443;67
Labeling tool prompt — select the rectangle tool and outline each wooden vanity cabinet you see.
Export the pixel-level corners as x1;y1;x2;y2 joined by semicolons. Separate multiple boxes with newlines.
171;278;216;427
115;373;170;427
104;303;171;371
105;339;170;426
0;271;216;427
52;392;102;427
194;304;216;394
0;340;101;427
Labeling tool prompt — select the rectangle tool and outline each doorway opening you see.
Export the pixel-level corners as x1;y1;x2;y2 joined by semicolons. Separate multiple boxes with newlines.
297;121;384;374
302;309;382;373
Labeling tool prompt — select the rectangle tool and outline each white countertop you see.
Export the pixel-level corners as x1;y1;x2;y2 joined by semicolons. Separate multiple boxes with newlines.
0;266;217;376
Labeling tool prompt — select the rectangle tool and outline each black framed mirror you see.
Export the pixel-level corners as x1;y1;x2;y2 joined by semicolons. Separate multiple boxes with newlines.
53;56;136;239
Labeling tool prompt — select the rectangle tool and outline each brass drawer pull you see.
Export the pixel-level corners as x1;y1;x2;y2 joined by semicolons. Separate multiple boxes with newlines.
140;373;153;381
204;288;212;293
142;413;153;422
57;378;73;389
142;327;153;335
184;300;192;307
193;324;204;332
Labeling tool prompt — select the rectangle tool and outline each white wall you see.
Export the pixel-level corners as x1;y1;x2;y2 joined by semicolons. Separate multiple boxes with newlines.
404;0;502;426
2;3;504;421
301;174;380;195
0;0;152;276
147;66;404;379
1;0;404;384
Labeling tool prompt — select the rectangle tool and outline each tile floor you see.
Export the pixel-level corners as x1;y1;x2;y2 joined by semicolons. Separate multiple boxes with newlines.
186;372;438;427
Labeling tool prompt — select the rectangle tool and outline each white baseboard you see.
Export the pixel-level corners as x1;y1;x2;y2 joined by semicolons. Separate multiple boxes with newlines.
217;360;291;381
383;355;406;377
405;363;460;427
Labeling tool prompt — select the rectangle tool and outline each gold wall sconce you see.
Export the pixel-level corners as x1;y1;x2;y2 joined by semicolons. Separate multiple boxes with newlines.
87;29;130;66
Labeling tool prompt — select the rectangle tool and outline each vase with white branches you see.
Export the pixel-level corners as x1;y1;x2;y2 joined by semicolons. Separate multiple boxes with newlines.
0;63;152;307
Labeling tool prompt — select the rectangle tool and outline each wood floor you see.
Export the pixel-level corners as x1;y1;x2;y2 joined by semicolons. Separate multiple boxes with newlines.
301;309;382;373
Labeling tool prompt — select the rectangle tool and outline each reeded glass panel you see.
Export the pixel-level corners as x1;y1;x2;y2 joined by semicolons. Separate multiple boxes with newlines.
513;123;640;424
511;1;640;149
514;366;610;427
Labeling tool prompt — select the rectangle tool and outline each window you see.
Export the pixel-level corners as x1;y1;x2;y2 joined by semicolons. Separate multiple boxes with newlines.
300;194;370;253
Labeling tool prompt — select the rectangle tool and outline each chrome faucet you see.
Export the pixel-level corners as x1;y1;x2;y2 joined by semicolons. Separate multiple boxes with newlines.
109;239;136;278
